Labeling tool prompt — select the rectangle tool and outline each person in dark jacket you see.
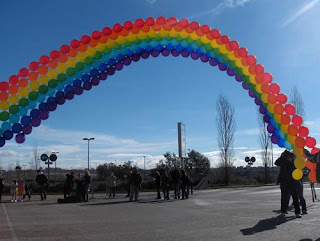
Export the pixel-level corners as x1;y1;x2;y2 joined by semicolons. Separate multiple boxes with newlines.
0;170;4;203
162;171;170;200
275;150;301;218
35;170;48;201
171;169;180;199
129;168;142;202
64;174;73;199
84;171;91;202
180;170;189;200
75;173;85;202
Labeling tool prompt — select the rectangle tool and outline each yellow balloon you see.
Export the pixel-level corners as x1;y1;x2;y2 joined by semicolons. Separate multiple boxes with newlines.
227;52;236;61
210;39;219;49
242;67;250;76
86;47;96;57
57;63;67;73
76;52;86;62
190;32;199;41
18;87;29;98
147;29;157;38
66;58;77;67
179;30;189;39
255;84;262;94
106;40;115;48
235;58;243;68
96;42;106;52
29;81;39;91
274;114;281;124
39;75;49;85
137;31;148;40
293;147;303;157
267;104;274;114
116;36;126;45
292;168;303;180
127;33;137;42
158;29;168;38
0;101;9;110
201;35;210;44
9;95;19;105
261;94;268;103
250;76;257;85
294;157;306;170
169;29;178;38
219;45;228;54
287;134;296;145
48;69;58;79
280;124;288;134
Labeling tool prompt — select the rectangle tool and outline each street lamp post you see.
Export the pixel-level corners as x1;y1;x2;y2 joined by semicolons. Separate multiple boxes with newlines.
83;138;94;170
52;151;59;183
143;156;146;171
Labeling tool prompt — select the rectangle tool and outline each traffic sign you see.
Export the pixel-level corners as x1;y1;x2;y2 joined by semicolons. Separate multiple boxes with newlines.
44;162;53;165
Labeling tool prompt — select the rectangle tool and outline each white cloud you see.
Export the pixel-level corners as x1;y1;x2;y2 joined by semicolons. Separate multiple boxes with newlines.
235;128;259;136
146;0;156;5
189;0;254;19
282;0;320;28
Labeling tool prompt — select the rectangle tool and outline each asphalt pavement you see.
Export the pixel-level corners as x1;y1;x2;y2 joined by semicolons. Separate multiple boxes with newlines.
0;184;320;241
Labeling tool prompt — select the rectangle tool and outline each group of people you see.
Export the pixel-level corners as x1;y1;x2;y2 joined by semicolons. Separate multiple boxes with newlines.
63;171;91;202
9;178;32;203
153;169;193;200
275;150;308;218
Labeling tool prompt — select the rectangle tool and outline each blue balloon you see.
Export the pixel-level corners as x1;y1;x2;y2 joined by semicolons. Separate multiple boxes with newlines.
21;116;31;125
9;114;20;124
3;130;12;140
18;107;28;117
47;97;57;105
176;44;184;52
0;137;4;147
64;85;74;93
2;122;11;131
91;61;100;69
107;58;116;66
55;91;64;99
30;109;40;118
12;123;22;133
46;88;55;97
145;45;154;52
56;82;65;91
284;141;293;150
99;63;108;72
27;100;37;109
277;138;285;148
81;74;90;82
166;44;174;51
39;103;48;111
90;69;99;77
36;94;46;103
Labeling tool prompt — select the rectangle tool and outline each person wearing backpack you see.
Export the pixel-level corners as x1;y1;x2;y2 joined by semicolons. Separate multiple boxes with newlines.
0;170;4;202
129;167;142;202
36;170;48;200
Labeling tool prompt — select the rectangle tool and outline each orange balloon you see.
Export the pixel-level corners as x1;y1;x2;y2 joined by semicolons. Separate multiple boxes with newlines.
38;65;48;75
308;170;316;183
288;125;298;136
267;94;278;104
8;85;18;95
274;104;284;115
28;72;38;81
305;160;316;170
281;114;291;125
295;137;306;148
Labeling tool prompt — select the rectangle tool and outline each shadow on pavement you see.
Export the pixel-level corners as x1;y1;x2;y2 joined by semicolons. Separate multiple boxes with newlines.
83;200;130;206
240;215;295;235
299;239;320;241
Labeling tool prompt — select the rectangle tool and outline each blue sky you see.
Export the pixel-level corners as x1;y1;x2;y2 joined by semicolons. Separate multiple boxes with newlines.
0;0;320;170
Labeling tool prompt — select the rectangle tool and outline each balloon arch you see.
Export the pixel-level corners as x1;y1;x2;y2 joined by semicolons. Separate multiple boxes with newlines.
0;17;318;181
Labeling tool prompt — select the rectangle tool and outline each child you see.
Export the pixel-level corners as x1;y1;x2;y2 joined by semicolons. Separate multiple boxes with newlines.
11;179;17;203
23;183;32;201
18;179;26;202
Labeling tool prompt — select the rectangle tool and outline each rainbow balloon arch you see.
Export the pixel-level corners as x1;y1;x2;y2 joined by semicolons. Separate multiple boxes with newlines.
0;17;318;181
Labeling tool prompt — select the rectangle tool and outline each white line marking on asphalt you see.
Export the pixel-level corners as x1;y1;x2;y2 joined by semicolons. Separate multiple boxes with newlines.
193;199;210;206
2;203;18;241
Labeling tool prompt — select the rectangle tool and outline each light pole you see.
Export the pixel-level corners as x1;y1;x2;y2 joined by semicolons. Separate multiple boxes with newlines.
23;164;27;179
52;151;59;182
83;138;94;170
143;156;146;171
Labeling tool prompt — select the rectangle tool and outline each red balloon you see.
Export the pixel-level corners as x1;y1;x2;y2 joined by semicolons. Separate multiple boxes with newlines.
135;18;145;27
70;39;80;48
80;35;91;44
284;104;295;115
277;94;287;104
308;170;316;183
190;21;200;30
167;17;177;26
102;27;112;36
156;16;167;25
91;31;102;40
220;35;230;44
246;55;257;66
29;61;39;71
274;104;284;114
200;24;210;33
229;41;239;51
288;125;299;136
261;84;269;94
60;45;70;54
0;81;9;91
238;48;248;57
210;29;220;39
269;83;280;94
262;73;272;83
292;115;303;126
179;18;189;28
113;23;123;33
18;68;28;77
9;75;19;84
299;126;309;137
306;137;316;148
311;147;320;154
255;64;264;74
267;94;277;104
39;55;49;65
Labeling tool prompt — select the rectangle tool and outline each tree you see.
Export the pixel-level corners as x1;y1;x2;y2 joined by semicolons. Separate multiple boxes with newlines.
257;109;272;183
290;85;305;118
216;94;236;185
186;150;211;180
156;152;181;171
97;161;133;180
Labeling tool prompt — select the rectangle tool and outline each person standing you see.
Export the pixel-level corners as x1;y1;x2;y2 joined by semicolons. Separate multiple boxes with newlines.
75;173;85;202
0;171;4;203
161;171;170;200
154;171;161;199
36;170;48;201
106;172;117;198
275;150;301;218
171;169;180;199
129;168;142;202
17;178;26;202
84;171;91;202
10;179;17;203
180;170;189;200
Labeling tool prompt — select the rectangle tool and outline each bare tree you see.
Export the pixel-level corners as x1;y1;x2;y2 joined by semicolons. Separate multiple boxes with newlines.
257;109;272;182
216;94;236;185
290;85;305;118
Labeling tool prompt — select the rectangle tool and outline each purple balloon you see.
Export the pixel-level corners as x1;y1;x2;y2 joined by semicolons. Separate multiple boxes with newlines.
39;111;49;120
151;50;160;57
259;106;266;114
191;52;199;60
271;134;279;144
83;82;92;91
31;118;41;127
254;97;262;106
181;50;190;58
65;92;74;100
107;67;115;76
171;49;180;57
131;54;140;62
263;115;270;123
56;96;66;105
227;68;235;76
22;125;32;135
48;103;57;111
200;55;208;62
74;86;84;95
235;75;243;82
242;83;250;90
218;63;227;71
15;133;25;144
141;51;150;59
99;72;108;80
123;58;132;66
209;58;218;66
115;62;123;71
248;90;256;98
267;124;274;133
0;137;5;147
161;49;170;57
91;77;100;86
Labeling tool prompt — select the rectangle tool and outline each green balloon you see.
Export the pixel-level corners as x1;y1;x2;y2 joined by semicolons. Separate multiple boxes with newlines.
164;35;173;41
28;91;38;101
84;57;93;66
18;98;29;107
38;85;49;94
144;36;152;43
213;48;221;57
57;73;67;82
75;62;85;71
66;67;75;77
48;79;58;89
195;39;204;47
0;111;10;121
204;43;213;52
93;51;103;60
114;42;121;50
186;37;194;44
9;105;19;114
103;47;111;55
